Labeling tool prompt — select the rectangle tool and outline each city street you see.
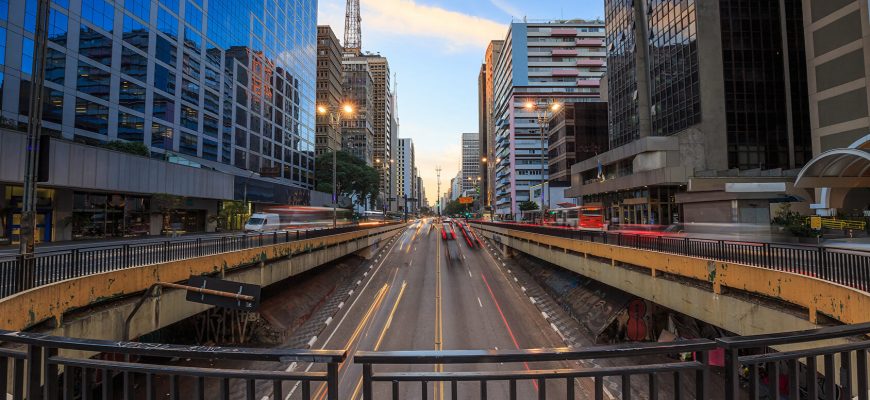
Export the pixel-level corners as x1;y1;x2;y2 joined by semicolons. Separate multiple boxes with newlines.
281;218;580;399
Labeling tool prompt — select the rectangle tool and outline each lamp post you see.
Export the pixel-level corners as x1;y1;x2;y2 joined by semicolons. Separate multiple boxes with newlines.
524;99;561;219
374;158;393;222
317;103;354;228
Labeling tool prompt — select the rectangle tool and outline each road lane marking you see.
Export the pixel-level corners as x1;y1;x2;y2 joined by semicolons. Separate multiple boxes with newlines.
279;231;403;400
480;271;538;391
435;232;444;400
477;297;483;308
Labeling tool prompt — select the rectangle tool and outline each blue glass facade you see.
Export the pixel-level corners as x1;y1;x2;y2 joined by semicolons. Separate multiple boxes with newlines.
1;0;317;189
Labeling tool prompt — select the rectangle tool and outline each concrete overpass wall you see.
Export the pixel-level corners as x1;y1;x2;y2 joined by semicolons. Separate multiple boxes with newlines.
471;224;870;350
0;224;406;349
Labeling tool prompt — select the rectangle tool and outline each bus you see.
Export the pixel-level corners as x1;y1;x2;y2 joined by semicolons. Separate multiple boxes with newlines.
244;206;353;232
547;205;605;230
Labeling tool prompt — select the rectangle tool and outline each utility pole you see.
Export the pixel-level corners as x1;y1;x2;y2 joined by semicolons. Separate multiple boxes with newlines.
436;166;442;217
18;0;51;291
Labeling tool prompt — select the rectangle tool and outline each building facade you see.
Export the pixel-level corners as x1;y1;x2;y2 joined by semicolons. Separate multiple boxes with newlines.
547;102;608;184
793;0;870;217
492;21;606;219
568;0;814;225
396;138;415;213
341;55;374;165
0;0;318;243
361;55;393;207
480;40;504;216
461;132;480;195
315;25;343;156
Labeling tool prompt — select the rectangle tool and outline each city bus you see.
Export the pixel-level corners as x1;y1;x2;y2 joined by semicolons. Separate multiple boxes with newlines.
547;205;605;230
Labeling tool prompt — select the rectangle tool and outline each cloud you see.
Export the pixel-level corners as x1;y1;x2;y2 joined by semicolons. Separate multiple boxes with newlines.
488;0;524;18
319;0;507;53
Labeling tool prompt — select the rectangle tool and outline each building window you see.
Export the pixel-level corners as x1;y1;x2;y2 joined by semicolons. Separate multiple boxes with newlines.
81;0;114;32
117;111;144;142
76;60;110;100
180;132;197;156
74;97;109;135
122;14;149;52
48;8;68;46
124;0;150;22
151;122;173;149
79;24;112;66
119;79;146;113
154;63;176;94
181;105;198;131
21;38;34;75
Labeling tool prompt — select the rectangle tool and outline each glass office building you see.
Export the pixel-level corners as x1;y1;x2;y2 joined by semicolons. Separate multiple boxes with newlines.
0;0;317;243
1;0;317;188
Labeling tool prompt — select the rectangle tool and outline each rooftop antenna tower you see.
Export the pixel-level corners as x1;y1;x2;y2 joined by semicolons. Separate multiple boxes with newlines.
436;166;442;216
343;0;362;56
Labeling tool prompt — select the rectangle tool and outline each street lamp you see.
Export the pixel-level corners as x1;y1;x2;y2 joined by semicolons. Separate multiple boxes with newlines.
524;99;561;218
317;102;355;228
374;158;393;222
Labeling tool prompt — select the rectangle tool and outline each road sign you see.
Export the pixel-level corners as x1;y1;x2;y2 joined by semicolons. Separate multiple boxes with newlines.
458;196;474;204
809;216;822;230
186;276;261;311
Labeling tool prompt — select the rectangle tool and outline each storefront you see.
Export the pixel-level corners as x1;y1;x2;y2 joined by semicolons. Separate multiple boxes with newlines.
2;187;54;244
71;192;151;239
583;185;683;226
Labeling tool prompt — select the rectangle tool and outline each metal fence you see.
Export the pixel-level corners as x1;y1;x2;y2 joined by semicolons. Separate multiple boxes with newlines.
0;330;344;400
355;322;870;400
0;223;398;299
473;222;870;294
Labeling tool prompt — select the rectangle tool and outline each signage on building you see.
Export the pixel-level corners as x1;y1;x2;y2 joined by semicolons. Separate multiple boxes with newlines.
458;197;474;204
259;166;281;178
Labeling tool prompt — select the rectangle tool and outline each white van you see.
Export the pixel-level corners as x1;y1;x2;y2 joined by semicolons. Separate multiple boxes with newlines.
244;213;282;232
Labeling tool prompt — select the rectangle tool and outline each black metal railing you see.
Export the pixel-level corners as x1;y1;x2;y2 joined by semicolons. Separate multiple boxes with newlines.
473;222;870;294
0;330;345;400
0;223;401;299
355;322;870;400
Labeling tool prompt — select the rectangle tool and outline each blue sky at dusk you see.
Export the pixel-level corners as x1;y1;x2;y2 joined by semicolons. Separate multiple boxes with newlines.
317;0;605;205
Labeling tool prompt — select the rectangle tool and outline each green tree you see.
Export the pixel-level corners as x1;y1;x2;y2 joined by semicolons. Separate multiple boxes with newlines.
442;200;465;216
519;201;539;211
314;151;379;209
104;140;150;157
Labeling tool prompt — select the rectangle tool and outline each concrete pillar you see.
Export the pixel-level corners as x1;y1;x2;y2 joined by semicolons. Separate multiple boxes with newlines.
53;189;74;242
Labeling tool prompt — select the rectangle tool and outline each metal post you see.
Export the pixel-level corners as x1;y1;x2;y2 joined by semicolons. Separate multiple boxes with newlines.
327;362;339;400
18;0;51;290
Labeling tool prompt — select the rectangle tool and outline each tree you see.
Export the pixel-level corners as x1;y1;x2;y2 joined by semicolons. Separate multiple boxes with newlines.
519;201;539;211
104;140;150;157
442;200;465;216
314;151;379;209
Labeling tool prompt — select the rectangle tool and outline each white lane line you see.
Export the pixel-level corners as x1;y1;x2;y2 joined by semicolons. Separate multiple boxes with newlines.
324;317;333;325
307;336;317;347
284;362;297;372
521;286;526;292
468;269;472;278
541;311;549;319
477;297;483;308
278;228;404;400
513;277;518;282
337;301;344;309
529;297;536;304
356;280;362;285
348;289;354;295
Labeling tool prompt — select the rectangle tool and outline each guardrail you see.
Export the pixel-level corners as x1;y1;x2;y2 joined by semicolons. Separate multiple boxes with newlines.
355;323;870;400
804;217;867;231
0;223;399;299
0;330;344;400
473;222;870;294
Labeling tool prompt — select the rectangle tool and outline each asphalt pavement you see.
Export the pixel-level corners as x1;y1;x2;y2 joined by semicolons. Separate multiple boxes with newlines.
281;218;582;400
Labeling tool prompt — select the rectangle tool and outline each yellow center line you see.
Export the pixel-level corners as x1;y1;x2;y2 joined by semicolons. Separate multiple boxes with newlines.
434;235;444;400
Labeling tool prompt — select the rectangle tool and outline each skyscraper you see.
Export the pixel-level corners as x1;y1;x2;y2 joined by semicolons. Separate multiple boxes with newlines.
0;0;318;242
315;26;343;156
568;0;813;225
341;56;375;165
492;21;606;219
480;40;503;215
461;133;480;194
360;55;393;208
396;138;415;213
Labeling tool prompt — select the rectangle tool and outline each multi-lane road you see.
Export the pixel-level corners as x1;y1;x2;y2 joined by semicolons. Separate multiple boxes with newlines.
280;218;584;399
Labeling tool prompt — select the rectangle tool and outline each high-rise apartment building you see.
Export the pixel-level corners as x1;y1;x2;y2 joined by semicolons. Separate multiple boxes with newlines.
396;138;415;213
0;0;318;243
568;0;813;225
480;40;503;214
793;0;870;216
461;132;480;194
315;26;343;156
361;55;393;203
492;21;606;219
547;102;608;184
341;56;375;165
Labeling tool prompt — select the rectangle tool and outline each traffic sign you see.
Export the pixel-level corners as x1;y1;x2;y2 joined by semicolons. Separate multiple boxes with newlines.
809;216;822;230
458;196;474;204
186;276;261;311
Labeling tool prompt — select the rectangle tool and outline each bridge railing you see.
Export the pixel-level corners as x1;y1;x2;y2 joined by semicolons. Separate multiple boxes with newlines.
355;340;715;399
355;322;870;400
0;330;345;400
473;222;870;294
0;223;400;299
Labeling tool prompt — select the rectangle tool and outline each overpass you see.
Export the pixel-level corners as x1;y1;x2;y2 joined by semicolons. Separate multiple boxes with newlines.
0;219;868;399
0;223;406;343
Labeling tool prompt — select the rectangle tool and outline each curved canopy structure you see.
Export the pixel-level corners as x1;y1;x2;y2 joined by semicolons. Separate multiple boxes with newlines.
795;134;870;189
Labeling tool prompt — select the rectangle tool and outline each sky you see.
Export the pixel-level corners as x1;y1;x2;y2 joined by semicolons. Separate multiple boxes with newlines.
317;0;606;206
